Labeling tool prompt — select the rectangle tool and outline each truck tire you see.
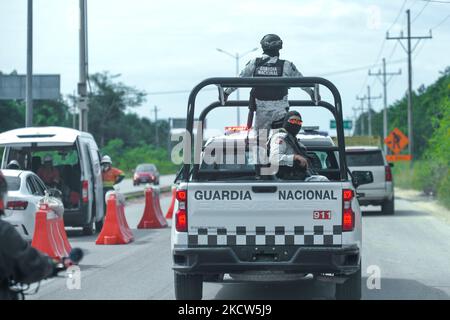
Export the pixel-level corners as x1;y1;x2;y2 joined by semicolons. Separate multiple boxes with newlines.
382;198;395;215
335;268;361;300
174;272;203;300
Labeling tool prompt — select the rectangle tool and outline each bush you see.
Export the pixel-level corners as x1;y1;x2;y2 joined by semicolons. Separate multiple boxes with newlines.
437;172;450;209
101;139;179;176
411;161;445;195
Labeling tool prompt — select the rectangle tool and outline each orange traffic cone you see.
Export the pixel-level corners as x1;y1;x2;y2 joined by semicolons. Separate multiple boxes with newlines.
96;192;134;245
137;187;168;229
32;204;72;259
165;185;176;219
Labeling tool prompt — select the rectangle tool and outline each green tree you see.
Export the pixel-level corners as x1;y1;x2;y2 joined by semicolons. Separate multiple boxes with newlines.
87;72;146;147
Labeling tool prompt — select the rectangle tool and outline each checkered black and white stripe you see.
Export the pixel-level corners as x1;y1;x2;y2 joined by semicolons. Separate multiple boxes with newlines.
187;226;342;246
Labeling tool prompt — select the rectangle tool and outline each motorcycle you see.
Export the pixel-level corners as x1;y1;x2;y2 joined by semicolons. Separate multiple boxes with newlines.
8;248;84;300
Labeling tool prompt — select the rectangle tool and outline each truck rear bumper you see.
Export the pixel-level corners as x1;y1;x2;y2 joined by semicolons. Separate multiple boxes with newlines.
173;245;360;276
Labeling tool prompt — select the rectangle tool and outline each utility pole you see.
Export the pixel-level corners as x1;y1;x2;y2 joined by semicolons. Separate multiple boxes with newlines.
26;0;33;127
366;85;382;137
153;105;160;147
352;107;359;136
369;58;402;153
78;0;88;132
386;9;432;161
356;95;366;135
216;48;258;125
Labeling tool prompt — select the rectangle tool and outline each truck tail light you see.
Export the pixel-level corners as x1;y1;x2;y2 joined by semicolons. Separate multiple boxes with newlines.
385;165;393;182
175;189;188;232
342;189;355;232
82;180;89;203
6;201;29;210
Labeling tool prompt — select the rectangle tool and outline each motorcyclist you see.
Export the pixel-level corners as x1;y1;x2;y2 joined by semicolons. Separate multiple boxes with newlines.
0;172;57;300
223;34;318;132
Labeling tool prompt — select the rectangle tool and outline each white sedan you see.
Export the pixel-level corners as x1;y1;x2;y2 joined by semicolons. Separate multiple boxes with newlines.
1;169;64;241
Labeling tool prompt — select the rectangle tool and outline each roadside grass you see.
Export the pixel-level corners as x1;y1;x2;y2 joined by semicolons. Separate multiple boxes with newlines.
393;161;450;210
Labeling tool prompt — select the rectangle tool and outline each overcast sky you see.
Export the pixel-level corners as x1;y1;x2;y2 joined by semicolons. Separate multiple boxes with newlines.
1;0;449;133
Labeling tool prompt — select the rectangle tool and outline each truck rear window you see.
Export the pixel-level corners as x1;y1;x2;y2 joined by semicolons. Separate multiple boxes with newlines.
346;151;384;166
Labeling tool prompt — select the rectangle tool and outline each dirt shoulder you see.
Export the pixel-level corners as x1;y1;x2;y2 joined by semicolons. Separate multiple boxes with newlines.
395;187;450;225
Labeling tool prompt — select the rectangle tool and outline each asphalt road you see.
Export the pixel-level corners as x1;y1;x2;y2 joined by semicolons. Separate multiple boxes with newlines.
31;193;450;300
116;175;176;194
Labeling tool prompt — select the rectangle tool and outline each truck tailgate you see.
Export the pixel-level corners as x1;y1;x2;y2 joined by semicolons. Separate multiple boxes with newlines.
186;182;344;247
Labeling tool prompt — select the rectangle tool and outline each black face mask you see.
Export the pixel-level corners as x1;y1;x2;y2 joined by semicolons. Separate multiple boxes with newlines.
283;112;302;136
284;123;301;136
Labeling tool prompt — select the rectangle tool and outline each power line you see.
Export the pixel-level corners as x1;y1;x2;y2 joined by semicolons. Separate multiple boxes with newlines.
431;13;450;29
357;0;410;99
318;58;405;77
419;0;450;3
386;9;432;161
388;0;409;31
388;41;399;60
412;0;430;22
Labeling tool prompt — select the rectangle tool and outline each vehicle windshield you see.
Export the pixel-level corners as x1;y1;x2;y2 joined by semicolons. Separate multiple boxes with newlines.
346;150;384;166
4;176;20;191
197;139;340;182
136;164;156;172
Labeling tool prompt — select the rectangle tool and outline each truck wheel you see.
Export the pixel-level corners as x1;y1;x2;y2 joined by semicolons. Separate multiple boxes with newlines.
335;268;361;300
382;198;395;215
174;272;203;300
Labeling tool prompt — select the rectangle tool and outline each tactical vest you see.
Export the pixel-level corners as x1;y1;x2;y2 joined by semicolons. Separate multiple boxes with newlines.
252;58;288;101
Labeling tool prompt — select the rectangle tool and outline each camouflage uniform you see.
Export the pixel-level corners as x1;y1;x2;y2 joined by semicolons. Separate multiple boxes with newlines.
268;128;329;182
268;128;305;167
224;54;313;131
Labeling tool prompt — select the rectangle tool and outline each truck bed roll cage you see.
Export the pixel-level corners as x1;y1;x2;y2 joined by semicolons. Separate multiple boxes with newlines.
183;77;348;181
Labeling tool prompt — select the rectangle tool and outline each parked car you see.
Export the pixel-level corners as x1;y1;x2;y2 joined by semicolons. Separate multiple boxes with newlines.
1;169;64;241
133;164;160;185
346;146;394;215
0;127;104;235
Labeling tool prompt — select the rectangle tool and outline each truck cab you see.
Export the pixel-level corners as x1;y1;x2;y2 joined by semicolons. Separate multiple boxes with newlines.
171;77;373;300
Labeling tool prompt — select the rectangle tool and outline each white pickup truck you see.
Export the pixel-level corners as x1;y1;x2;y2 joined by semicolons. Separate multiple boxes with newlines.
171;77;374;300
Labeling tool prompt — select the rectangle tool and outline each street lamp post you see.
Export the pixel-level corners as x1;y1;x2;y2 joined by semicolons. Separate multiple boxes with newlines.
217;47;258;125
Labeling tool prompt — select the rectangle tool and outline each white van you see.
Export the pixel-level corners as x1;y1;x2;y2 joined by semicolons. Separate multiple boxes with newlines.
0;127;104;235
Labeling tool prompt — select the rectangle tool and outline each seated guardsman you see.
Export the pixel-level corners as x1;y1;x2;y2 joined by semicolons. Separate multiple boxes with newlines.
268;111;328;181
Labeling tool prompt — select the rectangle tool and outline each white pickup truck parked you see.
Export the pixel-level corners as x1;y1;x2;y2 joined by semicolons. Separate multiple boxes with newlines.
171;77;374;300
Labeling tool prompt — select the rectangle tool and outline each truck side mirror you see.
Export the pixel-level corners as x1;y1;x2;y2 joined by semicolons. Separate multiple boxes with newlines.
352;171;373;188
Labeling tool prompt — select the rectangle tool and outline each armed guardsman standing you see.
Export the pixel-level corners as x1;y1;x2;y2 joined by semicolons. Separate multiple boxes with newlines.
223;34;317;132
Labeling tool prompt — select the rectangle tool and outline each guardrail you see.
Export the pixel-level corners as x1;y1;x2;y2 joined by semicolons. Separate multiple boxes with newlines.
122;184;172;200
